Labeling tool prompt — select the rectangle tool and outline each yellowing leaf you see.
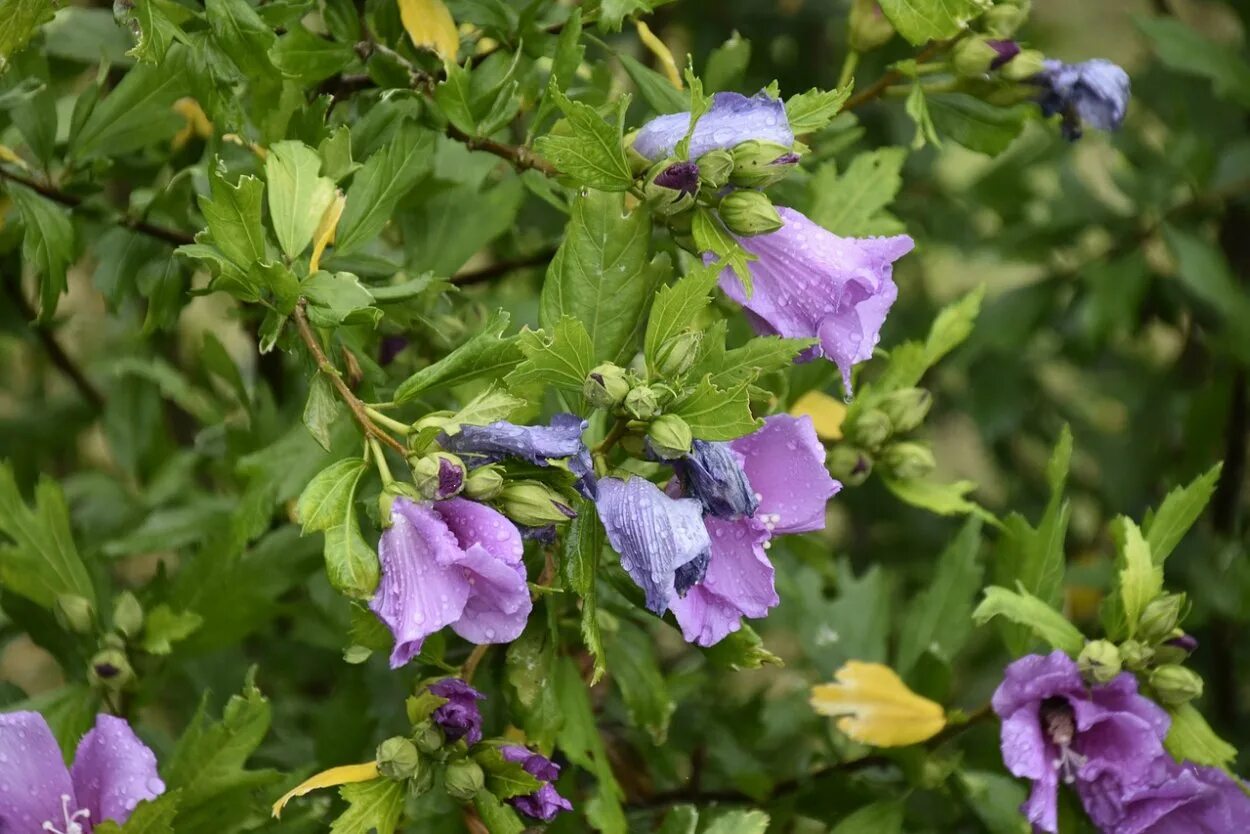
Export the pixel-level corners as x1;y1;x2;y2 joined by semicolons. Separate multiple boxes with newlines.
309;190;346;273
0;145;28;170
635;21;682;90
398;0;459;61
790;390;847;440
810;661;946;747
172;97;213;149
272;762;380;818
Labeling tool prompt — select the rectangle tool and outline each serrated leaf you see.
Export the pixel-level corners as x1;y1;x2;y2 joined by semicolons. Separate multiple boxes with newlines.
302;271;381;327
878;0;978;45
644;265;720;373
693;207;753;293
704;623;781;670
882;477;998;525
303;374;342;451
71;46;187;158
507;318;596;394
205;0;276;76
785;84;852;134
875;285;984;392
198;166;267;271
323;505;380;600
972;585;1085;655
809;148;906;237
265;140;337;260
563;499;606;682
618;52;687;114
0;461;95;609
656;805;698;834
93;792;181;834
1145;464;1222;565
534;84;634;191
555;656;626;834
270;25;355;82
335;122;434;255
1164;702;1238;769
0;0;55;63
473;746;545;799
125;0;185;64
671;376;758;441
141;605;204;655
8;182;73;322
394;311;522;402
473;789;526;834
1117;518;1161;637
896;517;983;674
330;778;405;834
927;94;1029;157
606;621;674;744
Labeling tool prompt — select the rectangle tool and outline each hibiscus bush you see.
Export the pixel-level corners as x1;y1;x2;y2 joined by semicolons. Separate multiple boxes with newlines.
3;0;1250;831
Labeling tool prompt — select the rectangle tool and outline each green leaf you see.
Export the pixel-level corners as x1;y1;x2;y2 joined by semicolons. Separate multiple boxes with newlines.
197;167;267;271
0;0;56;63
693;206;753;292
401;178;525;276
504;608;562;748
704;623;782;670
705;32;751;92
323;501;380;600
882;477;998;525
435;59;478;135
1144;463;1222;565
808;148;906;237
395;312;522;402
876;285;984;392
473;746;545;799
555;656;627;834
473;789;526;834
71;47;187;158
675;66;712;160
303;374;342;452
785;84;853;134
249;260;301;313
562;499;607;682
302;271;381;327
1164;225;1250;361
93;792;182;834
606;621;674;744
1136;17;1250;108
205;0;276;76
645;265;720;373
330;778;406;834
1164;702;1238;769
896;517;983;674
704;809;771;834
671;376;758;441
1117;517;1161;637
700;335;813;390
125;0;185;64
618;53;687;114
596;0;670;32
877;0;978;45
507;318;597;395
927;94;1029;156
540;190;667;364
657;805;699;834
830;802;903;834
904;82;940;150
972;585;1085;656
335;122;435;255
319;125;361;183
0;461;95;609
141;604;204;654
269;25;355;83
8;183;74;322
534;85;634;191
958;770;1029;834
265;140;338;260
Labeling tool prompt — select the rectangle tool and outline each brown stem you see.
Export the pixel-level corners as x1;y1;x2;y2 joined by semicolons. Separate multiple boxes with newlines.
444;123;558;177
843;39;954;112
2;277;105;410
461;643;491;684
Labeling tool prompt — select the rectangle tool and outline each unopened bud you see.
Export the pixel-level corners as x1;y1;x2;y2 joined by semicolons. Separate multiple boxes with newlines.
1154;634;1199;665
443;758;485;802
952;38;1020;77
1001;49;1045;82
878;388;932;434
1078;640;1122;685
881;442;936;480
985;3;1030;38
654;331;702;377
89;648;133;690
55;594;95;635
849;0;895;52
376;736;421;781
584;363;630;408
1150;665;1204;706
648;414;694;459
644;160;700;217
696;149;734;190
847;408;892;450
827;445;873;486
1119;639;1153;670
411;452;466;500
112;591;144;638
729;140;799;188
624;133;650;176
624;385;662;420
1137;594;1185;644
463;466;505;501
718;190;783;236
413;721;444;754
497;481;577;527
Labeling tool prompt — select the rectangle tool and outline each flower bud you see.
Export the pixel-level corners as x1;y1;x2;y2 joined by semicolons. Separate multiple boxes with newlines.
846;408;892;450
410;452;466;501
848;0;895;52
717;190;784;237
648;414;694;459
54;594;95;635
443;758;485;802
89;647;134;690
881;442;936;481
497;481;577;527
376;736;422;781
112;591;144;638
624;132;650;176
952;38;1020;77
1137;594;1185;644
1000;48;1045;82
696;149;734;190
729;140;799;188
1150;665;1204;706
413;721;444;754
1119;639;1153;670
827;445;873;486
644;160;700;217
584;363;630;408
1078;640;1122;685
985;3;1030;38
463;466;505;501
878;388;932;434
624;385;662;420
1153;634;1199;666
654;330;702;377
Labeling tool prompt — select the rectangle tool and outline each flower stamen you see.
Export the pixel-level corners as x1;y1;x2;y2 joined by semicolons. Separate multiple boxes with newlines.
41;794;90;834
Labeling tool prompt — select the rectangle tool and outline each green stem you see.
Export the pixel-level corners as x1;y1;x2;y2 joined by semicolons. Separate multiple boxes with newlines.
369;437;396;486
365;406;411;435
838;51;860;88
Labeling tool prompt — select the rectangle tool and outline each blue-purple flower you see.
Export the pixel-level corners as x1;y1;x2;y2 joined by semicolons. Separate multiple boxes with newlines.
674;439;759;519
632;91;794;161
712;207;914;394
500;746;573;821
1080;755;1250;833
439;415;596;498
371;497;532;668
0;711;165;833
428;678;485;745
1035;58;1131;141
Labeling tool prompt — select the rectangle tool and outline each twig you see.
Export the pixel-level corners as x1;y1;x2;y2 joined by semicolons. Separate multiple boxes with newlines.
452;249;558;286
843;39;953;111
461;644;491;684
1;278;105;410
444;123;558;177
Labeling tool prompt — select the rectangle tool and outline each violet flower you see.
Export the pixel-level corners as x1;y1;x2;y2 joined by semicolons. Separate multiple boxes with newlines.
371;497;532;668
439;414;596;499
632;91;794;161
670;415;841;646
712;207;914;394
0;711;165;833
674;440;759;519
500;746;573;821
1035;58;1131;141
428;678;485;745
1080;755;1250;834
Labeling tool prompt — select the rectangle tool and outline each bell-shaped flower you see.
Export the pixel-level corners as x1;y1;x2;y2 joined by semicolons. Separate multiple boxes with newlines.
0;711;165;833
632;91;793;161
500;746;573;821
713;207;914;394
1035;58;1131;141
370;497;532;668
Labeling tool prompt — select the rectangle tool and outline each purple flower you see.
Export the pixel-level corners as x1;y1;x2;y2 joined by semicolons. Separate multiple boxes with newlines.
371;497;532;668
1080;756;1250;834
632;91;793;161
653;160;700;196
1035;58;1131;140
595;475;711;615
500;746;573;821
670;415;840;646
992;651;1172;833
712;207;914;394
439;414;596;499
674;440;759;519
428;678;485;745
0;711;165;833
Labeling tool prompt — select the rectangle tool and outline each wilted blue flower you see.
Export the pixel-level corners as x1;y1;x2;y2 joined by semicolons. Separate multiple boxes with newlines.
439;414;588;468
500;746;573;821
1036;58;1131;140
428;678;485;745
674;439;759;519
632;91;793;161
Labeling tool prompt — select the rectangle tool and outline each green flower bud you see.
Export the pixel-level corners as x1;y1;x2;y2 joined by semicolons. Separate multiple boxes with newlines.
410;761;437;797
729;140;798;188
848;0;895;52
654;330;702;377
1001;49;1045;82
878;388;932;434
376;736;422;781
1078;640;1123;685
643;160;700;217
497;481;576;527
648;414;694;459
463;466;505;501
54;594;95;635
584;363;630;408
1137;594;1186;644
413;721;444;754
89;647;134;690
881;442;936;481
952;38;1006;77
624;385;662;420
985;2;1030;37
717;190;784;237
112;591;144;638
696;149;734;190
443;758;485;802
847;408;893;450
410;452;467;501
624;132;650;176
827;445;873;486
1150;664;1204;706
1119;639;1154;670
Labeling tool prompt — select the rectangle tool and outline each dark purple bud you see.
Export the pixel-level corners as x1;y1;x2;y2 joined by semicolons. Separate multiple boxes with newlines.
987;39;1020;70
428;678;486;745
501;746;573;821
1166;634;1199;654
379;335;409;366
773;152;802;166
654;160;701;196
438;456;464;499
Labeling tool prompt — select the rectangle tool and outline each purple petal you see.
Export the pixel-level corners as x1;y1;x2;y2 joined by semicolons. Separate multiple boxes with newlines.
501;746;561;782
1090;672;1172;743
731;414;840;534
716;207;913;393
0;711;73;834
434;498;524;566
670;516;777;646
675;440;758;519
999;706;1052;782
1070;699;1167;786
70;715;164;826
1036;58;1131;139
633;91;794;161
439;416;588;468
991;650;1085;720
987;39;1020;70
1024;766;1061;833
511;783;573;821
596;476;711;615
653;160;700;195
428;679;485;746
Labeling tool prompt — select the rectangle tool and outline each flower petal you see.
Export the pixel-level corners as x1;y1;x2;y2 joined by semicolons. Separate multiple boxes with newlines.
70;715;164;827
670;517;776;646
999;706;1052;781
0;711;73;833
675;440;758;519
990;650;1085;720
731;414;840;534
428;679;486;745
632;91;793;161
450;541;533;645
1023;766;1061;833
434;497;524;566
440;416;588;468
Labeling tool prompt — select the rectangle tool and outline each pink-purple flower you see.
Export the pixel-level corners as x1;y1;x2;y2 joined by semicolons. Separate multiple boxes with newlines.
500;746;573;821
632;91;793;161
371;497;532;669
428;678;485;745
0;711;165;833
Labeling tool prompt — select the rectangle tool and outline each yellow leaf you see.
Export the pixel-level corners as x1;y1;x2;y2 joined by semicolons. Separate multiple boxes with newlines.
309;190;346;274
810;661;946;747
790;390;847;440
0;145;28;170
172;97;213;150
634;21;682;90
398;0;459;61
272;761;380;818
